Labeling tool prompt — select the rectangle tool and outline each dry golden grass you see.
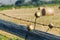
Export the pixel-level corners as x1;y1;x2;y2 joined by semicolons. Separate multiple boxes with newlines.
0;30;21;39
0;6;60;36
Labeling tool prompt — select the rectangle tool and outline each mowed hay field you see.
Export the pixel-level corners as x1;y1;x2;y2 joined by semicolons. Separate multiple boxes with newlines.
0;6;60;36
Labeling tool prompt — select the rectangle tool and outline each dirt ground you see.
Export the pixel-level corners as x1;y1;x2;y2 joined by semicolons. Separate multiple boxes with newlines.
0;6;60;36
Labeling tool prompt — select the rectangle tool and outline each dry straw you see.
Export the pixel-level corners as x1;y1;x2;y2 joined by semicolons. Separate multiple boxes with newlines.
39;7;54;16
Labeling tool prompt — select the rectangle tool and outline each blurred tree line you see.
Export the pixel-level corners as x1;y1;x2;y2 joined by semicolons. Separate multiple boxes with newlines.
15;0;60;6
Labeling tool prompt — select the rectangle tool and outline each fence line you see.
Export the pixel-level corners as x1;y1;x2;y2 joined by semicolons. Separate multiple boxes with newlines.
0;13;48;26
0;13;60;29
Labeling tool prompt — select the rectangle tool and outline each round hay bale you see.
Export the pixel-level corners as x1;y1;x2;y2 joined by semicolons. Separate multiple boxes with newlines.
41;8;54;16
41;8;46;16
45;8;54;16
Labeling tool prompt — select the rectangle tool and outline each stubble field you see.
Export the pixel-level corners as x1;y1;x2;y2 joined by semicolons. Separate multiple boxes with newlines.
0;6;60;36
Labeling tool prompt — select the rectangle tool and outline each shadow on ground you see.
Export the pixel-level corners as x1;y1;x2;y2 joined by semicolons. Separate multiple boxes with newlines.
0;19;60;40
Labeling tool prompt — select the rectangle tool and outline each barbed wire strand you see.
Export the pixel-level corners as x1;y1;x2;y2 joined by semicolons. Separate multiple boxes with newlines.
0;13;60;29
0;13;48;26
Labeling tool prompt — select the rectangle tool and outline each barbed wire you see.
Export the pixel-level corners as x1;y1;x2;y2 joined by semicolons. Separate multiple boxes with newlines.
0;13;48;26
0;13;60;29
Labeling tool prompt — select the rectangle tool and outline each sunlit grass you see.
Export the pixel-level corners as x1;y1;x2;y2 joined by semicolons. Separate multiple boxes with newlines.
0;4;60;39
0;34;24;40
